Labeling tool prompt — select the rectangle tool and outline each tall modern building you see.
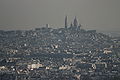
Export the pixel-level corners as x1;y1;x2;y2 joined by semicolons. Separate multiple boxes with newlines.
65;16;68;29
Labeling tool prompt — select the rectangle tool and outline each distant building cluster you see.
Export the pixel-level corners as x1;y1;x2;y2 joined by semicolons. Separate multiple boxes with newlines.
65;16;81;30
0;16;120;80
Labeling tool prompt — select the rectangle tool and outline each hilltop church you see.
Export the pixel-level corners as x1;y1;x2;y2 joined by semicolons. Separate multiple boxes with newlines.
65;16;81;30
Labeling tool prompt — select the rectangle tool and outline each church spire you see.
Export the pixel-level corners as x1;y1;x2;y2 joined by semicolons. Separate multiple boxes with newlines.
73;16;78;27
65;16;68;29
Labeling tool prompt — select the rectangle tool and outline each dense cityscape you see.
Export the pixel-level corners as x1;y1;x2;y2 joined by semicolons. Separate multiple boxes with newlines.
0;17;120;80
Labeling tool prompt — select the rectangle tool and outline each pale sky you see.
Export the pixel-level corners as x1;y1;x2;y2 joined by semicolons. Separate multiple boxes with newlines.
0;0;120;32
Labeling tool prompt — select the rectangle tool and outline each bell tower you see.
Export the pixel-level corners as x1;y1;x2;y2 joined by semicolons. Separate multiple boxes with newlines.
65;16;68;29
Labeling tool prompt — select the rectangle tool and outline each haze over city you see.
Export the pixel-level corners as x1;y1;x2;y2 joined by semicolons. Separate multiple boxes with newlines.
0;0;120;33
0;0;120;80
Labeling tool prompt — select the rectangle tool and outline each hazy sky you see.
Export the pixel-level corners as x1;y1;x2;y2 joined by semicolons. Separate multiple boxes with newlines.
0;0;120;32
